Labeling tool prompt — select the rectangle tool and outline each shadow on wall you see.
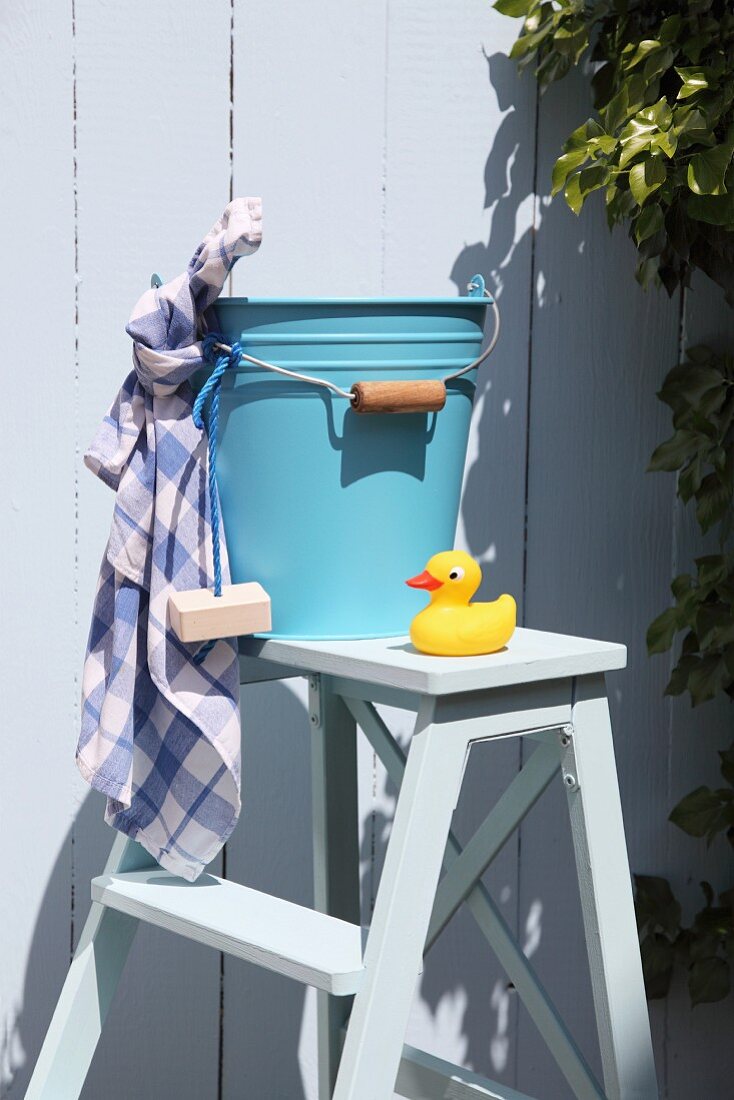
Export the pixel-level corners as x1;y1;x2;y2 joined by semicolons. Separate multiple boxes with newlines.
5;681;315;1100
452;51;538;596
3;791;100;1099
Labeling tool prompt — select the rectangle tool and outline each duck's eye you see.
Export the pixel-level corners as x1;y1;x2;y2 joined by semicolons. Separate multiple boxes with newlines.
448;566;465;581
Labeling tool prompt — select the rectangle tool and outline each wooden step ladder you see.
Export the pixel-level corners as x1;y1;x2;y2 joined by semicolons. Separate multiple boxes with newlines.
27;629;659;1100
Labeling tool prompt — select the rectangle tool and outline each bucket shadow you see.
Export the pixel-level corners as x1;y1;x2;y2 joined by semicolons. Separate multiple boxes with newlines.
340;407;430;485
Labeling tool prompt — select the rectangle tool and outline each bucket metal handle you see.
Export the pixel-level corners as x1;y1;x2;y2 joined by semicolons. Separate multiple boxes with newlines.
197;276;500;414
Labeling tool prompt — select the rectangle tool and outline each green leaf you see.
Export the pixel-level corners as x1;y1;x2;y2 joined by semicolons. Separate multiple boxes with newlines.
676;107;709;138
630;156;667;205
579;163;609;195
666;654;700;697
626;40;662;69
659;361;725;407
551;150;589;196
676;67;715;99
689;956;730;1006
695;555;731;588
640;932;675;999
665;199;692;260
553;23;588;64
643;46;674;84
634;875;682;937
493;0;531;14
671;573;693;600
635;256;660;288
678;457;703;502
603;85;629;134
670;786;727;835
696;473;732;533
688;653;730;704
659;14;682;46
564;173;584;215
619;136;653;170
594;134;618;154
686;192;734;226
565;118;605;151
618;113;660;167
688;144;734;196
647;606;679;654
535;49;572;86
720;747;734;788
509;25;552;61
638;98;673;132
635;203;664;244
652;128;678;158
648;429;701;472
695;603;733;649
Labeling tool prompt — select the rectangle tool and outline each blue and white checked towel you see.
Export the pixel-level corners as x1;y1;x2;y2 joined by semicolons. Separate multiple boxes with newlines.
77;198;262;881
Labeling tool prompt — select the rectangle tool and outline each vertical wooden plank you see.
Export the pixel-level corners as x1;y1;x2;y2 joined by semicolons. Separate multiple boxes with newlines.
519;68;680;1097
221;679;317;1099
660;280;734;1098
72;2;232;1096
0;4;77;1096
383;2;536;1092
310;680;361;1098
229;0;388;299
226;4;387;1096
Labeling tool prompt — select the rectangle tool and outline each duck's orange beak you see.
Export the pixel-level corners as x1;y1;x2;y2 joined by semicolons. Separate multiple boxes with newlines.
405;569;443;591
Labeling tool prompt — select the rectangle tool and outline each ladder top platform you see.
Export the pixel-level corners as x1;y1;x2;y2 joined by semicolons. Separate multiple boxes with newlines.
92;870;365;996
240;627;626;695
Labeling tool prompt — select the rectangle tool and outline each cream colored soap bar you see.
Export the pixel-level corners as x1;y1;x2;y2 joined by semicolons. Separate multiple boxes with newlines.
168;582;272;643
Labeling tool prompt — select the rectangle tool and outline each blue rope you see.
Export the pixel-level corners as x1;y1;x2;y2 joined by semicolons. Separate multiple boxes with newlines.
192;335;242;663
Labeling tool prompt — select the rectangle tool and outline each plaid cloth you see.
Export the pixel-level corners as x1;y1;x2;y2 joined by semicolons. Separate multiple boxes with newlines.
77;199;262;881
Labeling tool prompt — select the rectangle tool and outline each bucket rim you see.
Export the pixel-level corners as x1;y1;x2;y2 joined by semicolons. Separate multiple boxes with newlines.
214;295;490;308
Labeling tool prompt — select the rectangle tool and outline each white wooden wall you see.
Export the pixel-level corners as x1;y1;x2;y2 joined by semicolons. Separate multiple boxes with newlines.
2;2;732;1097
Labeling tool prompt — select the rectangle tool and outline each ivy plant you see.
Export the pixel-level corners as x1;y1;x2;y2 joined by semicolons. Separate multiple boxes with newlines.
494;0;734;300
641;346;734;1002
647;347;734;709
493;0;734;1007
635;874;733;1004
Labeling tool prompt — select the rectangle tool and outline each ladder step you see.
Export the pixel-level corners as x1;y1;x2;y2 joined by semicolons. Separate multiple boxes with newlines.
91;870;365;995
396;1043;538;1099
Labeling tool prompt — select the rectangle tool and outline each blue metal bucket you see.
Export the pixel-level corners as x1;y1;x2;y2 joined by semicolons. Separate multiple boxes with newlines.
209;291;491;639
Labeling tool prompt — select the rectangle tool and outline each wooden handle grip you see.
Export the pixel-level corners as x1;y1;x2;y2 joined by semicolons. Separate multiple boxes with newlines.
350;379;447;415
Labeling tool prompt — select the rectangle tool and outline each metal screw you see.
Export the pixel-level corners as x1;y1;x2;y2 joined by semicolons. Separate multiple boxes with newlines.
560;734;570;747
564;772;577;788
309;713;318;725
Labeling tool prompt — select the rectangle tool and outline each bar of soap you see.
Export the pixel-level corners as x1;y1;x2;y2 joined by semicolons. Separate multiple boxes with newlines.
168;583;272;643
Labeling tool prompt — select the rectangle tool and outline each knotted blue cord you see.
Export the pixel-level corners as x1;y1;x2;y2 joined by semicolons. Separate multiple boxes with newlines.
191;335;242;663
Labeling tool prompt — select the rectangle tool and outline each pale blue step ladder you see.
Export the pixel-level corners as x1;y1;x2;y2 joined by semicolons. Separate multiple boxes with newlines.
27;628;659;1100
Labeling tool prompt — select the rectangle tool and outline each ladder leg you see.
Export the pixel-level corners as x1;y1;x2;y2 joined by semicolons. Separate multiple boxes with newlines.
565;675;658;1100
26;835;153;1100
310;676;361;1099
333;698;470;1100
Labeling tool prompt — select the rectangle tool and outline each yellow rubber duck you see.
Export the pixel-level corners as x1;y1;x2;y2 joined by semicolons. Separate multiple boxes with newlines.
405;550;516;657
